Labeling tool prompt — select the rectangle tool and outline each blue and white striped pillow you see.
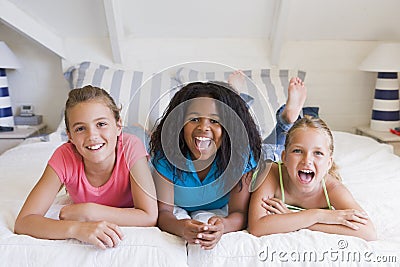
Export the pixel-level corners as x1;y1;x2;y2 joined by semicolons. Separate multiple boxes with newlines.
173;67;306;139
55;61;178;142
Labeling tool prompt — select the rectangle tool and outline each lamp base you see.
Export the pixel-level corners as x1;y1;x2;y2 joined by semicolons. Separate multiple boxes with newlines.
370;120;400;132
0;68;15;127
370;72;400;132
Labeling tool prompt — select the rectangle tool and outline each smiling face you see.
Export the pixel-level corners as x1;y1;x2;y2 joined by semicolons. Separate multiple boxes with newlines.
282;127;333;191
183;97;223;161
66;100;122;166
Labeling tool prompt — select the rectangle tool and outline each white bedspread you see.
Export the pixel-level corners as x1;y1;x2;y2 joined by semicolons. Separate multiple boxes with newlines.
187;132;400;266
0;141;187;267
0;132;399;266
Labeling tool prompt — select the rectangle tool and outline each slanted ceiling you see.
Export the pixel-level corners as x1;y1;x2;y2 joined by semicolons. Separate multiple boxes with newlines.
1;0;400;64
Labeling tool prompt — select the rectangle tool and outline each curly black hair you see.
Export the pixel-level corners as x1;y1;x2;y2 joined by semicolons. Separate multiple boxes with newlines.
150;81;261;184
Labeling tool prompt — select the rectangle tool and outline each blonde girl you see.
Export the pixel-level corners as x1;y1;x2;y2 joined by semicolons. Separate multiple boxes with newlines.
248;116;376;241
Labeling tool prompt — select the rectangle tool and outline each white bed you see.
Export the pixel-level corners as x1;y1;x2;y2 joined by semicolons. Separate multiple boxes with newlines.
0;137;187;267
188;131;400;266
1;130;399;266
1;62;399;266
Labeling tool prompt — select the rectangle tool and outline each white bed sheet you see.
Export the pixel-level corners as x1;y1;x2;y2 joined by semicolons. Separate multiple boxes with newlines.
0;139;187;267
1;132;399;266
187;131;400;266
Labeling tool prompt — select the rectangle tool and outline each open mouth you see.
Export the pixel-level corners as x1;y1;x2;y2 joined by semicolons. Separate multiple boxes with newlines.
194;137;212;150
86;143;105;150
298;169;315;184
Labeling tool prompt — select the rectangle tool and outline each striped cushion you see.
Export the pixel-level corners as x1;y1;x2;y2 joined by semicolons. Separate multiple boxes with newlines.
59;62;178;141
174;67;306;139
56;62;305;143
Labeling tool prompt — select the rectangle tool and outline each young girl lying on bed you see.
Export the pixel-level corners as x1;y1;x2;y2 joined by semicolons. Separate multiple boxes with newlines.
150;81;261;250
247;78;377;241
14;85;157;249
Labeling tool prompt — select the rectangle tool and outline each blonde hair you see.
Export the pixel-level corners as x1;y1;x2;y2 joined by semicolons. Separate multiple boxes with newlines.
285;115;341;181
64;85;121;132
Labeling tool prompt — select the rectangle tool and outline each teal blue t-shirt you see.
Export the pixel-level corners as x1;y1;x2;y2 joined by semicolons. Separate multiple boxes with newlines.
152;153;257;212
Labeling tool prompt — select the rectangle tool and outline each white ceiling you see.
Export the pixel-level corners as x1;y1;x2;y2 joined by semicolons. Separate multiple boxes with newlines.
1;0;400;61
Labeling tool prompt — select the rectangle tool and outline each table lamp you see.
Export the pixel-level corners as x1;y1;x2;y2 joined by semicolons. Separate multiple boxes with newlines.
359;43;400;131
0;41;21;130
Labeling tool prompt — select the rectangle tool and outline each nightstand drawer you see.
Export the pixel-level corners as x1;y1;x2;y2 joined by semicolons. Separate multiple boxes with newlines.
356;126;400;156
392;142;400;156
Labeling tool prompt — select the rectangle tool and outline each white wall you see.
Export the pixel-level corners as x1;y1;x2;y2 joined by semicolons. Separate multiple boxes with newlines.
1;22;383;132
281;41;378;132
1;23;69;132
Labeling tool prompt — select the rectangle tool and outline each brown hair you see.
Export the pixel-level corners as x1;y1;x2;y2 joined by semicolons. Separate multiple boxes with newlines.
285;115;341;181
64;85;121;131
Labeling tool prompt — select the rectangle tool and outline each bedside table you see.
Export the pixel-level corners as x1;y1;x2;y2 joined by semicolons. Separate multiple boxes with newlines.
355;126;400;156
0;123;47;155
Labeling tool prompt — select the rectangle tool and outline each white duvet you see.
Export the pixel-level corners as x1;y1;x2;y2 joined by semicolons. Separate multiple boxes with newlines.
0;132;399;266
189;132;400;266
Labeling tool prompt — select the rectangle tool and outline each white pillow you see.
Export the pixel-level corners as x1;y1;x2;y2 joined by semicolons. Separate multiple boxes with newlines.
173;67;306;139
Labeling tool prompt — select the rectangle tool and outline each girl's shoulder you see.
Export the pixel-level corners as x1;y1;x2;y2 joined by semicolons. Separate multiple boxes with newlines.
251;161;280;192
119;133;149;167
53;142;79;158
325;174;345;193
120;132;140;143
120;132;147;150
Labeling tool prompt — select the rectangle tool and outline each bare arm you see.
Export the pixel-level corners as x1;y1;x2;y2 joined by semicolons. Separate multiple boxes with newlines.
248;163;285;236
248;167;377;241
193;172;252;250
307;183;377;241
216;171;252;233
154;171;208;243
14;165;123;249
59;157;158;227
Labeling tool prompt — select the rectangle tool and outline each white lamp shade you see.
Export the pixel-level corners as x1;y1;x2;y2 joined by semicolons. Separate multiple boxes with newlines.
0;41;21;69
359;43;400;72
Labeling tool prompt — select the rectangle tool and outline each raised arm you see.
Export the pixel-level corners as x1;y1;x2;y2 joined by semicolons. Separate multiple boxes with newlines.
14;165;123;249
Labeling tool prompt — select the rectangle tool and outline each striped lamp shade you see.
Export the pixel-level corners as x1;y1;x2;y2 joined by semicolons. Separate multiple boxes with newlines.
0;68;14;127
370;72;400;131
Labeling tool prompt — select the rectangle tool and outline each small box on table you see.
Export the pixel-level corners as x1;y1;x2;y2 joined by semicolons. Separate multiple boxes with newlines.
14;115;43;125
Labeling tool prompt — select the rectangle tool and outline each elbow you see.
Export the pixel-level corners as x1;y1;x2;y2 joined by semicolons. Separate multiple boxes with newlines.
361;222;378;241
365;234;377;242
364;229;378;242
247;221;266;237
149;214;158;227
145;210;158;227
14;218;24;235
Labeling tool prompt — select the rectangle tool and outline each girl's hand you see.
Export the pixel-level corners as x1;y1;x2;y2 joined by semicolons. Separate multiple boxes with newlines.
59;203;96;222
71;221;124;250
261;197;291;214
317;209;369;230
181;219;209;244
194;216;224;250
